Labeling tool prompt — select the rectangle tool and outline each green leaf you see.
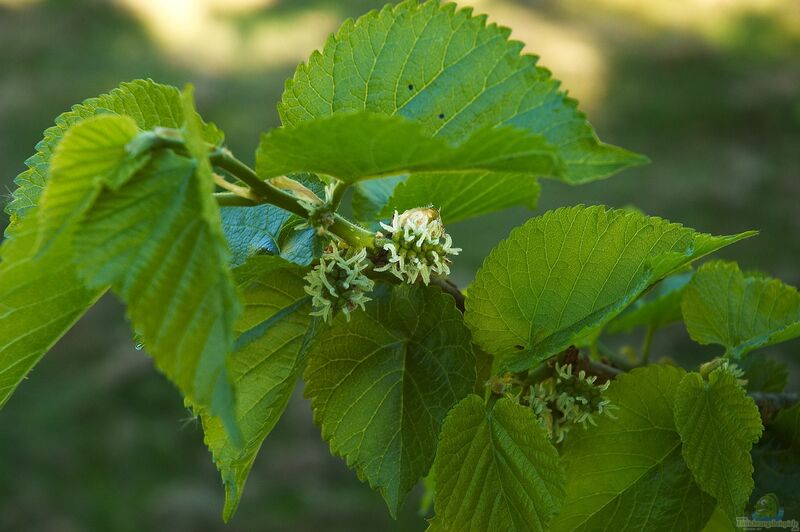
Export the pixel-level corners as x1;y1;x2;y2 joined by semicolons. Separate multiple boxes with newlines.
741;357;788;393
200;256;312;521
674;370;763;519
701;506;736;532
0;210;104;407
553;365;716;532
354;172;541;225
280;0;646;184
681;261;800;358
351;176;406;225
420;470;436;516
257;112;561;183
1;115;142;407
303;284;475;516
6;84;242;434
606;271;693;334
221;205;317;267
221;173;322;267
37;114;149;251
430;395;565;531
71;148;242;438
181;85;228;242
1;79;215;409
6;78;222;224
465;205;753;371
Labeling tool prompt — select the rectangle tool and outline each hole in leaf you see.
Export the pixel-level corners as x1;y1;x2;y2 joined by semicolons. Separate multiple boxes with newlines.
407;84;414;91
514;344;525;351
438;113;445;119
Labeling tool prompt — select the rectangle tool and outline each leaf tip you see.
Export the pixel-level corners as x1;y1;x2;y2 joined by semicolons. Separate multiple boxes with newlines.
738;229;759;240
615;145;651;171
221;473;243;523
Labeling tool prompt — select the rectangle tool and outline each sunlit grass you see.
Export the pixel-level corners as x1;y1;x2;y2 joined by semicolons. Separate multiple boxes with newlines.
0;0;42;8
563;0;800;47
113;0;610;106
116;0;339;73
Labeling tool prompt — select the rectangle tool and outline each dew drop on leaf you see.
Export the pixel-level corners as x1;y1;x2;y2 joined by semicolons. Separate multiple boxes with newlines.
133;332;145;351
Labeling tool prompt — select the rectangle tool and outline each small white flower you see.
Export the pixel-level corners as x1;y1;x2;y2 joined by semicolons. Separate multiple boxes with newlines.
374;208;461;285
323;181;337;204
304;241;374;322
528;362;615;442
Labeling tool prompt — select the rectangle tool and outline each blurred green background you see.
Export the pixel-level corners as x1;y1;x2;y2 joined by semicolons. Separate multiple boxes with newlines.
0;0;798;530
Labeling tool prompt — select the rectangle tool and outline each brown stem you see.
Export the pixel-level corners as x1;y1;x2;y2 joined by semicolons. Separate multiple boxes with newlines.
431;277;466;312
587;359;623;380
751;391;799;425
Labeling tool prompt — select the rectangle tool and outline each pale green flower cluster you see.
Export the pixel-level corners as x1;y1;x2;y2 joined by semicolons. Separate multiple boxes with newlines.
375;208;461;284
304;242;374;323
529;363;614;443
719;360;745;378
